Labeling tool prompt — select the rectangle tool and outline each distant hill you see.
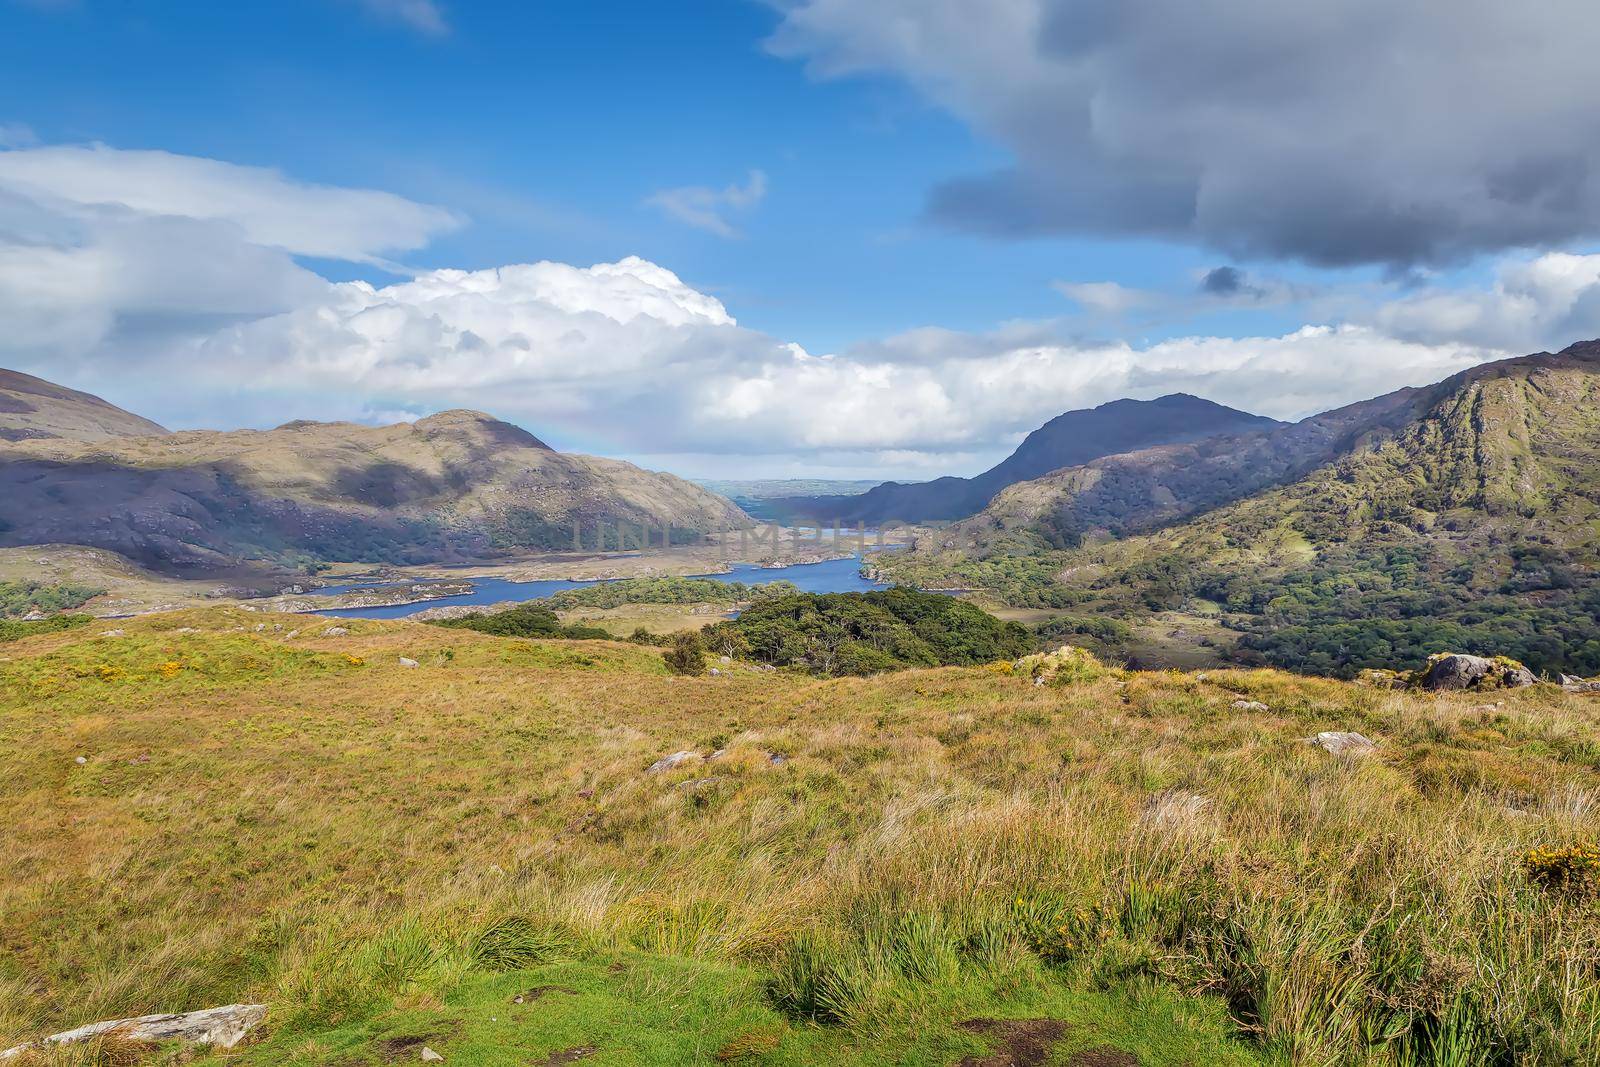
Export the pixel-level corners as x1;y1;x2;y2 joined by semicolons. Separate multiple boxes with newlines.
695;478;881;519
882;340;1600;676
0;374;749;576
765;394;1281;524
0;369;168;442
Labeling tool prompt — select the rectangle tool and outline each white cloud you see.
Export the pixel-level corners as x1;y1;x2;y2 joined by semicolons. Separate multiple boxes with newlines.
1052;280;1151;315
355;0;448;35
647;170;767;238
0;145;458;263
2;142;1597;478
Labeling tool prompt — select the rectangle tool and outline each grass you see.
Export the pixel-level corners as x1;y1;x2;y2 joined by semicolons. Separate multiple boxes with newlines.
1;608;1597;1064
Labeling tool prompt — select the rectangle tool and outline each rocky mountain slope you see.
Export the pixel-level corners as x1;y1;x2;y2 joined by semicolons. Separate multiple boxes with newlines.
883;341;1600;675
0;374;749;575
0;368;168;442
765;394;1281;524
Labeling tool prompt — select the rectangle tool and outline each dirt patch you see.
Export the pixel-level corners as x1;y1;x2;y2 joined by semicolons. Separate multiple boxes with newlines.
377;1034;435;1059
511;985;578;1004
956;1018;1070;1066
534;1047;598;1065
1068;1049;1139;1067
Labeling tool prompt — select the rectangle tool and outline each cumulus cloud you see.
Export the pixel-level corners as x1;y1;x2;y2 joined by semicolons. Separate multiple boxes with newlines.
3;142;1597;477
768;0;1600;268
647;170;767;238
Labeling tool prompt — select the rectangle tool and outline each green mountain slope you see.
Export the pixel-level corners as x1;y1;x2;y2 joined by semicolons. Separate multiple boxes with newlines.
882;341;1600;675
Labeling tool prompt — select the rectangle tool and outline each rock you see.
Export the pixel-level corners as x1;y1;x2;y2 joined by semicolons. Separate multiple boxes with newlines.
1559;674;1600;693
769;753;788;766
1418;653;1536;691
285;629;300;639
719;656;731;664
322;626;349;637
73;756;87;765
1231;699;1270;712
0;1003;267;1059
1310;731;1377;755
708;749;727;761
173;627;199;634
100;629;125;638
399;657;419;668
647;750;701;774
421;1047;444;1062
678;776;723;791
709;667;721;676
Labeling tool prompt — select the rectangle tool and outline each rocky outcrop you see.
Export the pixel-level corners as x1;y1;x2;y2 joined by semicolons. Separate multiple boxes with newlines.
646;750;701;774
1310;731;1378;755
1418;654;1536;691
1560;674;1600;694
0;1003;266;1059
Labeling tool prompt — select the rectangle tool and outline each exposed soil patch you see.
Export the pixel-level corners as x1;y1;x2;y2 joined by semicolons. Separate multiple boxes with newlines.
534;1046;598;1065
377;1034;434;1058
956;1018;1069;1066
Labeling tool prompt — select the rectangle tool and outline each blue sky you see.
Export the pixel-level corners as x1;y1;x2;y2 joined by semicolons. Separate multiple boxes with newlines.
3;1;1599;477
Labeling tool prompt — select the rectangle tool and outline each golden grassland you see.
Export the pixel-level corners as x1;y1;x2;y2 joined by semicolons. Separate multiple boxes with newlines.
1;609;1597;1064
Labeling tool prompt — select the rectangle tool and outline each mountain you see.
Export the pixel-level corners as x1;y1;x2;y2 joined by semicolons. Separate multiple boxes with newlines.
881;341;1600;676
0;369;168;442
766;394;1281;524
0;376;749;576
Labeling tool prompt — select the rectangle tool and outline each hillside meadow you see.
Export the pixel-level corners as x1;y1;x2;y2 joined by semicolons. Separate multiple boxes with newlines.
0;610;1597;1064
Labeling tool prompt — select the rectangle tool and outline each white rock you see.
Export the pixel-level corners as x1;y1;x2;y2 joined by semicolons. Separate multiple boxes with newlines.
647;750;701;774
421;1048;444;1063
74;756;87;765
1310;731;1378;755
399;657;419;668
0;1004;267;1059
1231;699;1270;712
101;629;125;638
322;626;349;637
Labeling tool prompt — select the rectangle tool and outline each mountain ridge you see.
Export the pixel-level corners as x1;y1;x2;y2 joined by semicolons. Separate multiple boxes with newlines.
765;392;1282;524
0;368;169;442
0;374;749;577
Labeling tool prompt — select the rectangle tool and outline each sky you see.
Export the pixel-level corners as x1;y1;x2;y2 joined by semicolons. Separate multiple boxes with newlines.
4;0;1600;479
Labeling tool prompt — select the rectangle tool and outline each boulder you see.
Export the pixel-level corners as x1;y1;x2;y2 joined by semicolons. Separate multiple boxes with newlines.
1559;674;1600;694
322;626;349;637
1418;653;1536;691
1231;699;1270;712
0;1004;267;1059
1310;731;1377;755
647;750;701;774
399;657;419;668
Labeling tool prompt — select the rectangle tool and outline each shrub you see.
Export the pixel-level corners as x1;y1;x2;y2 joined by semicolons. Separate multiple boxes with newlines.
664;630;706;675
1523;842;1600;898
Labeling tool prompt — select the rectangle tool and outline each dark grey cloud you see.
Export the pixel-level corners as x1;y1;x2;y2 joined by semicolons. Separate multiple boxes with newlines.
1201;267;1247;296
770;0;1600;268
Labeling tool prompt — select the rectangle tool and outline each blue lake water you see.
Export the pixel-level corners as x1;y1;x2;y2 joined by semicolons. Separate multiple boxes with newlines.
314;553;889;619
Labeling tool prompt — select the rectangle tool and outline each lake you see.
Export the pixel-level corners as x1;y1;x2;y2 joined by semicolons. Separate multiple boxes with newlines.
314;553;889;619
